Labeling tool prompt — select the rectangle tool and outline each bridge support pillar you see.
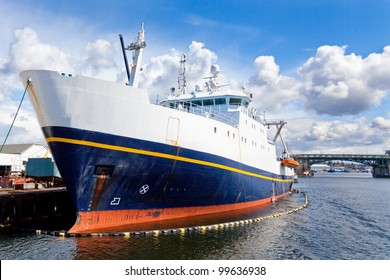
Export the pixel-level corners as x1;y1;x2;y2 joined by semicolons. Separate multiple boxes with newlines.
372;165;390;178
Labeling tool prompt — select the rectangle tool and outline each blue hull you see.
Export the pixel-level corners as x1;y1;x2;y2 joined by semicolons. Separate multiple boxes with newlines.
43;126;293;214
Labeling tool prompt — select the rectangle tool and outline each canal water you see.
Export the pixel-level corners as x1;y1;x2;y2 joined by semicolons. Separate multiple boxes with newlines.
1;172;390;260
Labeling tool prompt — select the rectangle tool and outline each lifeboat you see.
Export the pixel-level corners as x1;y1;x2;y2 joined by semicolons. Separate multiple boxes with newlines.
281;159;300;168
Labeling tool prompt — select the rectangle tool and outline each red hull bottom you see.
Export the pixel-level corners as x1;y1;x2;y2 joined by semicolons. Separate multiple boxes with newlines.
68;192;290;234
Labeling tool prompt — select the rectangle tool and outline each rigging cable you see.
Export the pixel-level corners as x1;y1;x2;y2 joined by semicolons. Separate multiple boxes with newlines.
0;79;31;153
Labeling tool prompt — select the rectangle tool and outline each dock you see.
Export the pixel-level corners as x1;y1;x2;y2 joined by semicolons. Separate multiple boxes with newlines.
0;187;75;231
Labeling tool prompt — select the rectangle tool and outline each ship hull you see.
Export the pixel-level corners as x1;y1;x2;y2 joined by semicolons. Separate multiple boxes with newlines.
68;193;290;233
43;126;293;233
20;70;295;234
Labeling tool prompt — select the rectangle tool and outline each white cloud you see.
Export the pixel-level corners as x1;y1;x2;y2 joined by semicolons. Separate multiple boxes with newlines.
250;56;280;85
138;48;181;96
187;41;218;85
0;27;115;145
0;27;74;113
82;39;117;75
6;27;73;73
365;46;390;90
0;97;43;145
371;116;390;130
138;41;217;99
246;55;301;112
184;15;219;28
298;45;388;116
287;117;389;154
1;27;72;121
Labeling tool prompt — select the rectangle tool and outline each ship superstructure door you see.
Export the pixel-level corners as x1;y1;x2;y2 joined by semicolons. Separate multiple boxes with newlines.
166;117;180;146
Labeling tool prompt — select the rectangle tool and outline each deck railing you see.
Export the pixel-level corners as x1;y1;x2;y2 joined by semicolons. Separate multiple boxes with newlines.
152;97;266;127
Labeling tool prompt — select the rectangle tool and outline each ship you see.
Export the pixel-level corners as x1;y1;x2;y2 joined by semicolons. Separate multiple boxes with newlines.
20;23;298;234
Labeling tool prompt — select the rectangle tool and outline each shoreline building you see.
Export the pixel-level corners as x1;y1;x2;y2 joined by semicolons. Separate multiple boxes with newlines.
0;144;49;176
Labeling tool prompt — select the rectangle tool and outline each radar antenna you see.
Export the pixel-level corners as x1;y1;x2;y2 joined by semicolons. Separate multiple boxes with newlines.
204;65;229;92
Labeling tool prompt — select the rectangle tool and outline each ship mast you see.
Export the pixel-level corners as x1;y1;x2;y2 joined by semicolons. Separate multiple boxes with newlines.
178;54;187;95
129;22;146;87
120;22;146;88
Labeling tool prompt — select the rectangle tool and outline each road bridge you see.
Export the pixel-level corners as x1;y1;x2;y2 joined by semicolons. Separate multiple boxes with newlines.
292;153;390;178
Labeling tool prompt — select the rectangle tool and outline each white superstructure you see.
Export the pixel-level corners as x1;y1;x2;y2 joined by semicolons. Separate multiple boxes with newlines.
21;66;294;178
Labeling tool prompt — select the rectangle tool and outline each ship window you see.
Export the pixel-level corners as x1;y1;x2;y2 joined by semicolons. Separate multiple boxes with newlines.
214;127;217;133
227;131;230;137
192;100;202;106
183;102;191;111
215;98;226;105
94;165;115;176
229;98;242;105
203;99;214;106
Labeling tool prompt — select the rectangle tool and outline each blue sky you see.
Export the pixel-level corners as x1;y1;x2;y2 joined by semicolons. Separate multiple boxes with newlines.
11;0;388;71
2;0;390;154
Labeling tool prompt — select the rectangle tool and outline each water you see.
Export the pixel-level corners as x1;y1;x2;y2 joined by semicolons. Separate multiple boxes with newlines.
1;173;390;260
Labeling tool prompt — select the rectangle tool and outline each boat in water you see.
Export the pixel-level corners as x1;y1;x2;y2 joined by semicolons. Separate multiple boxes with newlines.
20;24;298;234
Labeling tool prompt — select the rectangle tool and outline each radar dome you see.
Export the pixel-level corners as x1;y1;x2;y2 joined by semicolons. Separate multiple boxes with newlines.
195;85;202;92
210;65;220;75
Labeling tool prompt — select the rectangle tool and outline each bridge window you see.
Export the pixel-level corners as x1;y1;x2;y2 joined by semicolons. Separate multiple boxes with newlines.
229;98;242;105
191;100;202;106
203;99;214;106
215;98;226;105
183;101;191;108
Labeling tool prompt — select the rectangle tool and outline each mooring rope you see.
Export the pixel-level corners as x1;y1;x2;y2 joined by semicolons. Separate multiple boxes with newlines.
33;189;308;238
0;79;31;153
